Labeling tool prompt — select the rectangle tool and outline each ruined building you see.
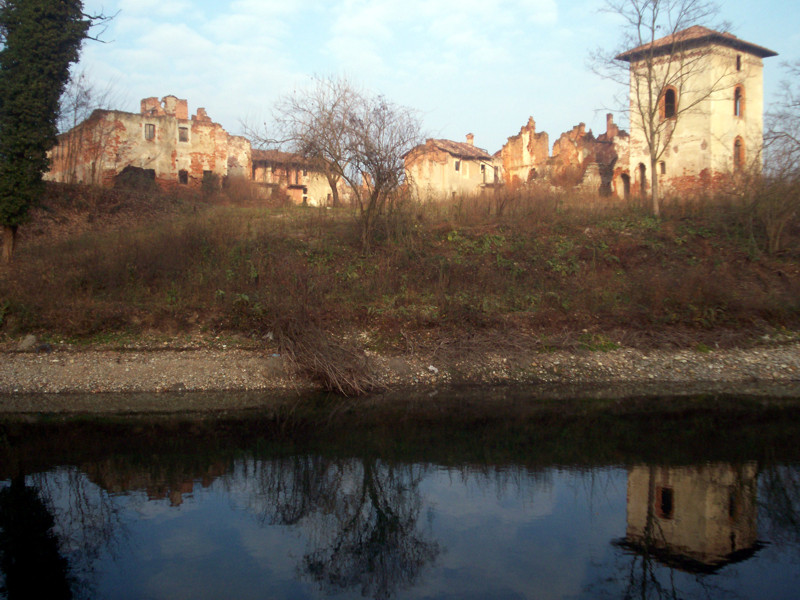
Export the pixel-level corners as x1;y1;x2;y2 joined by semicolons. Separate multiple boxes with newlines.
251;149;346;206
617;26;777;195
500;114;629;196
621;464;760;572
46;95;251;187
48;27;775;202
404;135;501;199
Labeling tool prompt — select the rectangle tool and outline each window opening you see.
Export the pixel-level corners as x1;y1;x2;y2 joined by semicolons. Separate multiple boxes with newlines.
659;161;666;175
178;170;188;184
736;55;742;71
621;173;631;199
734;86;744;117
144;123;156;140
729;488;740;520
454;159;461;172
178;127;189;142
663;88;676;119
656;487;674;519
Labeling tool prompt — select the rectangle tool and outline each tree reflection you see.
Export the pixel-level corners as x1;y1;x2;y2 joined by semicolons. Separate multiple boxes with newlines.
0;469;124;600
246;456;439;600
0;476;73;599
759;464;800;551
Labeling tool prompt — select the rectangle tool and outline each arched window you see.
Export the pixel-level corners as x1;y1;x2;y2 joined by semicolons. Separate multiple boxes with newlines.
734;86;745;117
734;137;745;171
662;87;677;119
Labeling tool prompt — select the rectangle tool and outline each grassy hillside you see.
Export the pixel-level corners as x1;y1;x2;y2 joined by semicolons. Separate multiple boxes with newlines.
1;183;798;356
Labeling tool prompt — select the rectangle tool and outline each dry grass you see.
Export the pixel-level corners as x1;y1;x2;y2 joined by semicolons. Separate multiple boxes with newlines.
1;182;798;391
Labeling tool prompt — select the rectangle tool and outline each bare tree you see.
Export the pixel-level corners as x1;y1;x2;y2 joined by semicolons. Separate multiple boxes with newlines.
593;0;731;215
765;60;800;177
55;70;122;184
255;76;424;252
266;76;356;209
752;59;800;254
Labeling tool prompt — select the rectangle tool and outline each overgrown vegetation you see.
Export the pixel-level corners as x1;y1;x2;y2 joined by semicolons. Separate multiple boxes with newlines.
0;181;798;391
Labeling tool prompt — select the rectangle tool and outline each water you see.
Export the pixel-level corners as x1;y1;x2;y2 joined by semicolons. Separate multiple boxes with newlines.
1;397;799;599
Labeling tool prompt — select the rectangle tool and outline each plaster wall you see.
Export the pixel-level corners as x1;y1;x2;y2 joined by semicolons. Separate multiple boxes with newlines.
405;146;498;200
47;96;246;187
626;463;758;564
252;161;335;206
628;44;765;194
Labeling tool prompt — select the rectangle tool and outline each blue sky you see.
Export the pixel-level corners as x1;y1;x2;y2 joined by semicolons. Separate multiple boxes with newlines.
77;0;800;153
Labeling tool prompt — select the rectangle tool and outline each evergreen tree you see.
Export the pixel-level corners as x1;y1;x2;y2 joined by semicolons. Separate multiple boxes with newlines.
0;0;90;262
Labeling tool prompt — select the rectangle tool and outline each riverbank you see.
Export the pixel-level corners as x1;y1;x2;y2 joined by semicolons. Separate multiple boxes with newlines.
2;336;799;412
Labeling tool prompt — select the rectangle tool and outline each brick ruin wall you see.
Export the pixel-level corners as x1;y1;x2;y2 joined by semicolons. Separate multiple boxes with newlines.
47;96;251;189
501;114;630;197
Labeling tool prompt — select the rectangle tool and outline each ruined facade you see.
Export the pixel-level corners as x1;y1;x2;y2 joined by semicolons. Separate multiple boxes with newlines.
251;150;341;206
46;95;251;187
404;135;501;199
624;464;759;570
501;117;550;186
500;114;630;196
617;26;777;195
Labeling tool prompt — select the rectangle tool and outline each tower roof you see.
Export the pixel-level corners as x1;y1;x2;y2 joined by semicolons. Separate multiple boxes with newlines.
616;25;777;62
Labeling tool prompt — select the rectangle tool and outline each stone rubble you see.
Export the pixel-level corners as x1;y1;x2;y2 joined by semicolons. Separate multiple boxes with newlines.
1;341;798;401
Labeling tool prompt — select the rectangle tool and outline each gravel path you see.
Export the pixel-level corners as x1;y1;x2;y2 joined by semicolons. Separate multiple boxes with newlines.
1;341;798;400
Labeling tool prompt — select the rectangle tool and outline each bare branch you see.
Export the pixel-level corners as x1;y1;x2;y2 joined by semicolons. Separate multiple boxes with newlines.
591;0;728;215
248;75;424;251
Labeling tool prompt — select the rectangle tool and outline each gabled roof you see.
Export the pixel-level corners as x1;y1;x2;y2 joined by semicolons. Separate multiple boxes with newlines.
616;25;777;62
252;149;313;166
420;138;493;161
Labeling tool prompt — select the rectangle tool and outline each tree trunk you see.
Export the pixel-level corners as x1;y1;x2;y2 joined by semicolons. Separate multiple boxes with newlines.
331;178;341;208
650;156;660;217
2;225;17;263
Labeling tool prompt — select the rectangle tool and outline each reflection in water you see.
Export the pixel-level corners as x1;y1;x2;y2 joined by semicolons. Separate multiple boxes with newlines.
240;457;440;599
1;426;800;599
0;470;123;600
0;477;73;599
760;465;800;550
622;463;760;571
605;464;765;600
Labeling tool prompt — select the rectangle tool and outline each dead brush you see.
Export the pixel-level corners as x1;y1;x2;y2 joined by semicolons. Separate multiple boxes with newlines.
273;318;383;397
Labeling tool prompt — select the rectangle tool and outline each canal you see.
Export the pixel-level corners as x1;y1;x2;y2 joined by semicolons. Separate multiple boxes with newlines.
1;389;799;599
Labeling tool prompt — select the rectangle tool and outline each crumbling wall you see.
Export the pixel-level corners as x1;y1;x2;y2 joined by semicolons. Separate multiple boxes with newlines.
251;150;337;206
47;96;252;189
500;117;549;186
549;122;596;186
500;114;629;196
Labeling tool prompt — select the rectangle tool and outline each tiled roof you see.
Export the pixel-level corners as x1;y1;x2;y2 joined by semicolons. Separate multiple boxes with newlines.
422;138;493;160
252;149;312;165
616;26;777;61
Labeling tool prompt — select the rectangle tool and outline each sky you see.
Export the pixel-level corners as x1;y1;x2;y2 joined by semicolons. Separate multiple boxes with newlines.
76;0;800;154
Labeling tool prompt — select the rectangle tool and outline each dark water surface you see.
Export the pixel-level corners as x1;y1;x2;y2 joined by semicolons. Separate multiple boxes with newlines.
1;392;800;599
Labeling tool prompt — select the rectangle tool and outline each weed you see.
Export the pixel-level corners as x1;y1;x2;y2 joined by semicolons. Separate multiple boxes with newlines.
578;332;620;352
2;183;797;359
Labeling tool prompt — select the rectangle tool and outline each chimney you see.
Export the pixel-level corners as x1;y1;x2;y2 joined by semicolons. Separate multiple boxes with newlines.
466;133;474;146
